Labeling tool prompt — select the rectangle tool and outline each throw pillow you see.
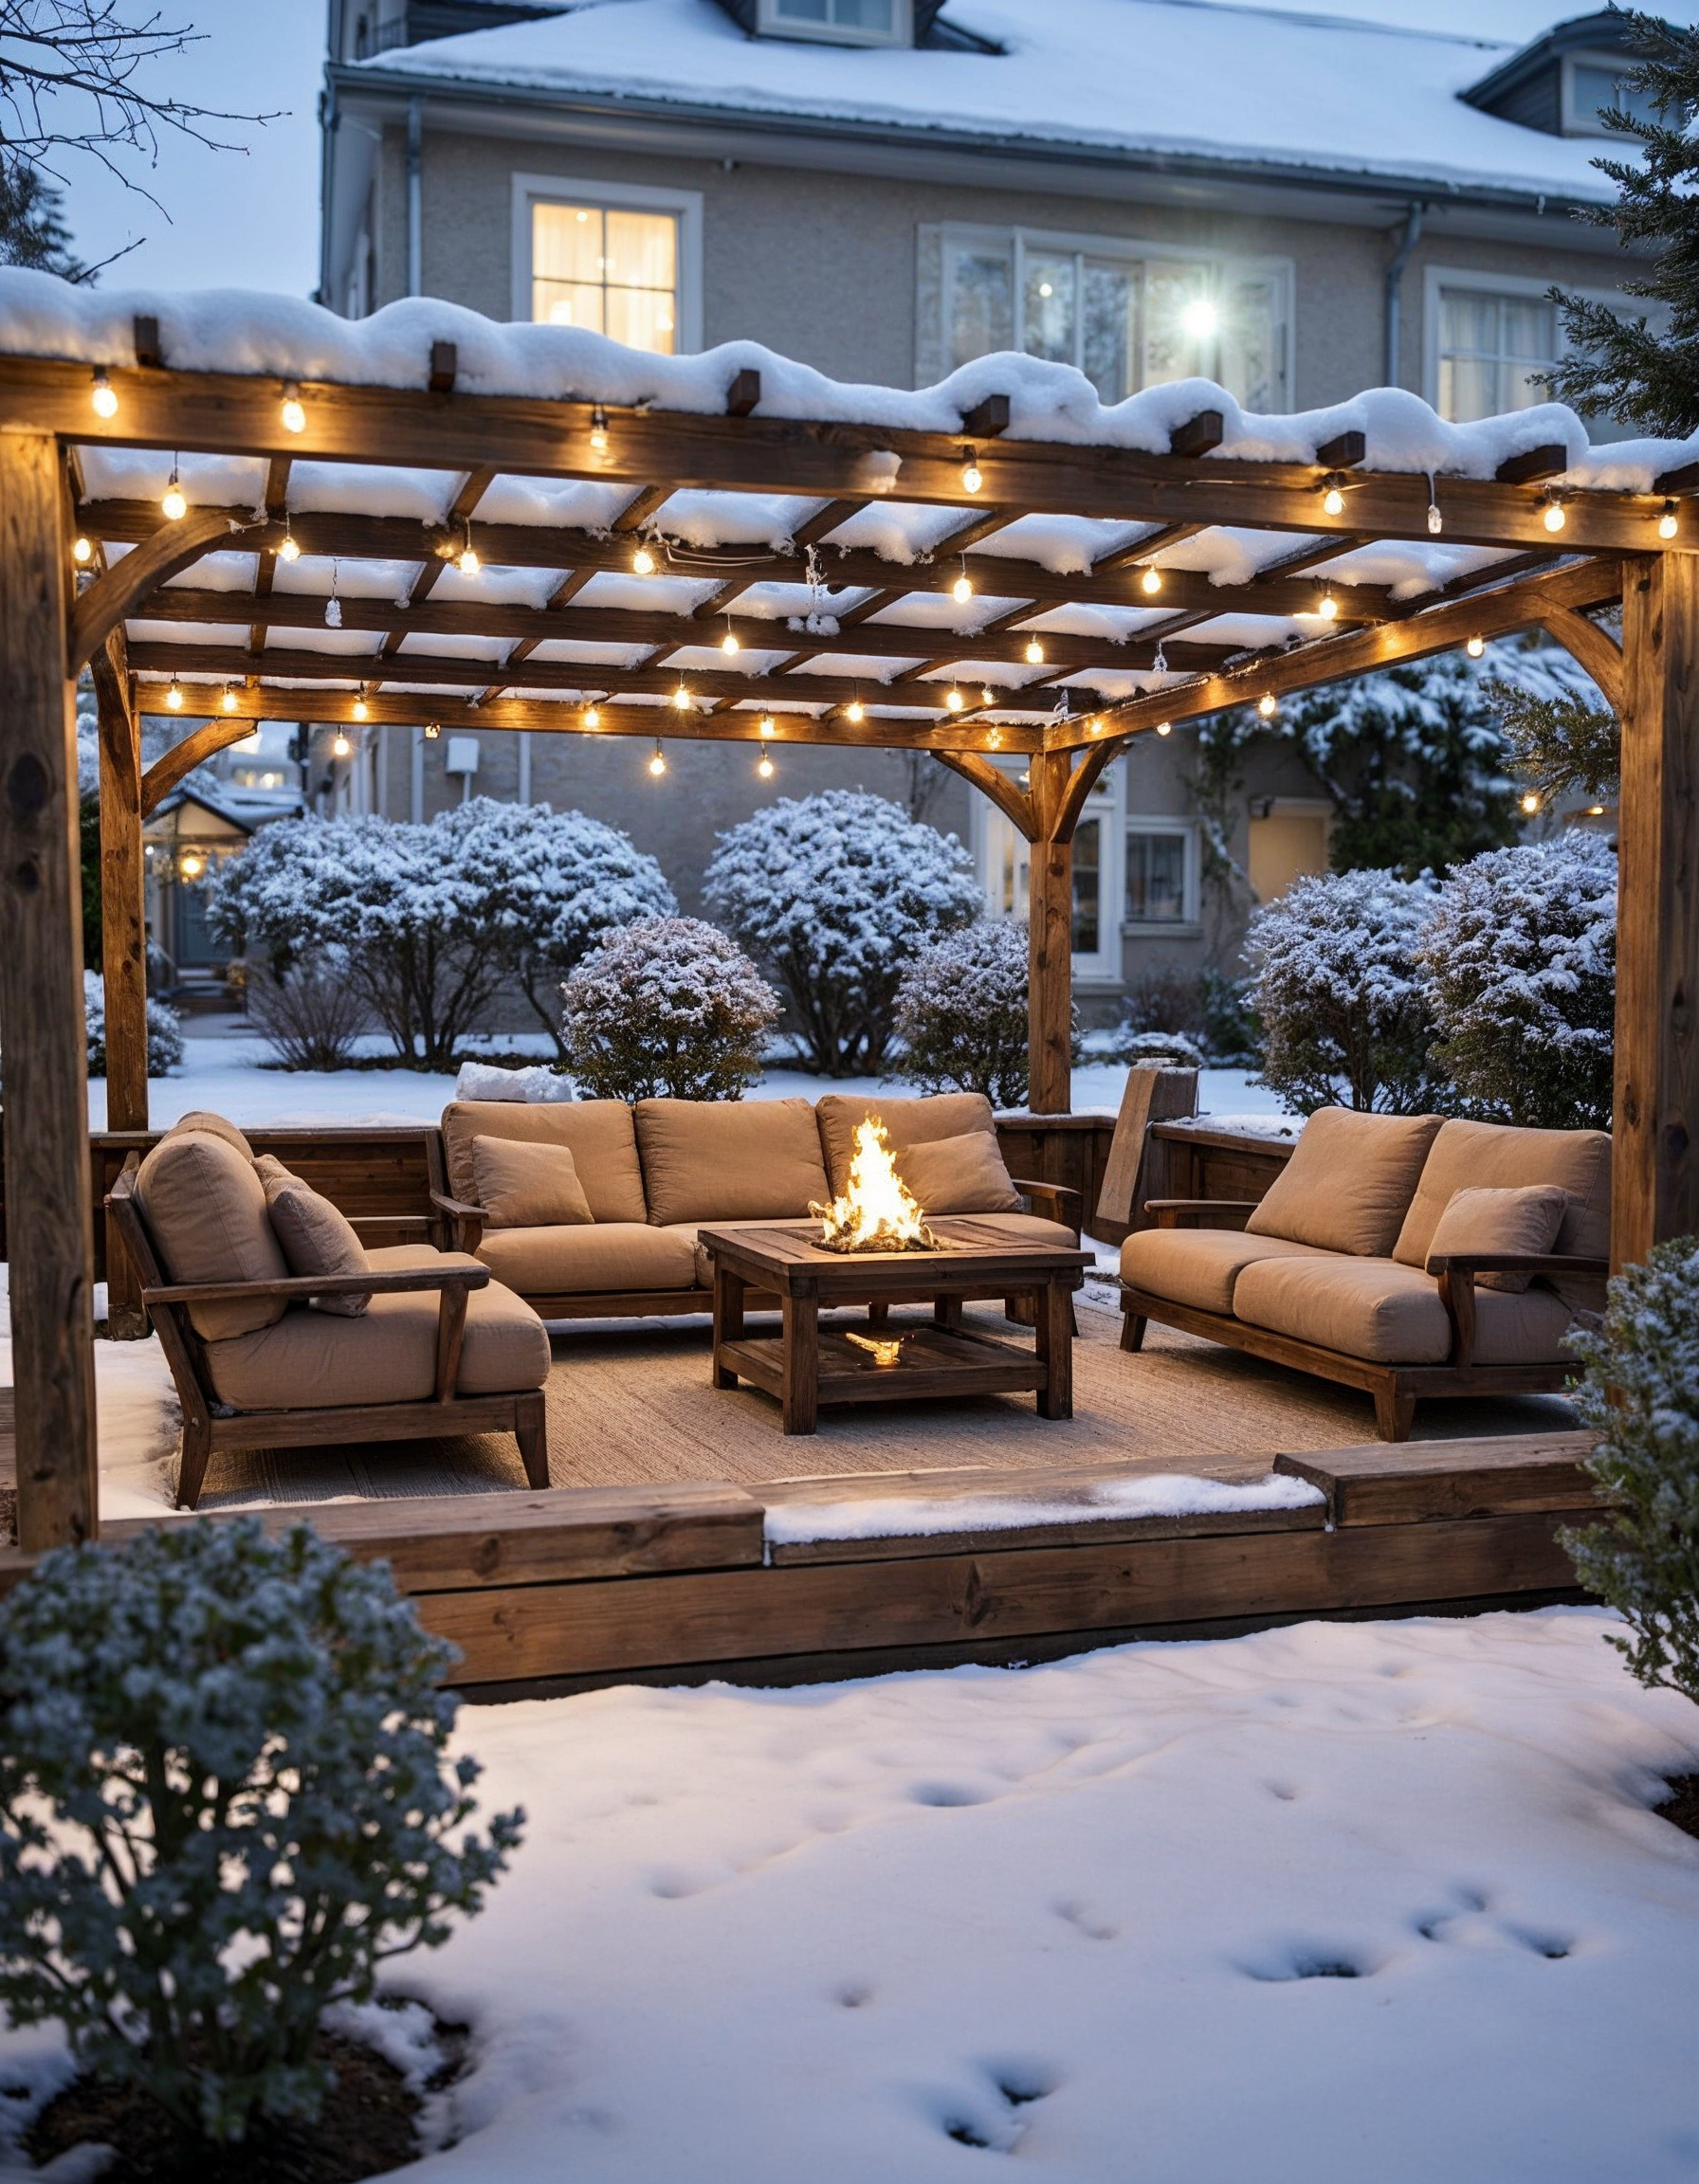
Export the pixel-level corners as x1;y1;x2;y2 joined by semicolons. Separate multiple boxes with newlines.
134;1131;289;1341
894;1130;1023;1215
1244;1108;1442;1257
1423;1184;1570;1293
472;1134;594;1228
259;1165;372;1318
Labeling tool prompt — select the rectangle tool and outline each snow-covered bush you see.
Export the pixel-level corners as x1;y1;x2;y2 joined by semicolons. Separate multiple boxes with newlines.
1562;1242;1699;1706
0;1520;521;2147
704;791;982;1076
893;919;1032;1108
246;956;368;1071
1246;869;1445;1115
81;971;182;1078
1112;1028;1206;1070
1418;830;1617;1130
561;917;779;1101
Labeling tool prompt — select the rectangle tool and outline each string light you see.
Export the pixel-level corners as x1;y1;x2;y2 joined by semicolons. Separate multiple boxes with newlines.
90;367;118;419
583;703;601;730
166;679;184;711
221;683;239;714
758;714;776;738
332;730;351;758
1466;634;1485;660
757;753;776;779
980;686;995;705
1088;716;1105;737
1321;473;1346;517
72;536;92;564
1258;693;1277;719
161;466;187;521
1141;567;1162;595
952;567;974;605
280;381;306;434
1156;720;1173;737
1521;791;1541;814
589;405;611;453
457;531;481;577
1543;493;1567;534
959;446;983;494
1588;804;1606;817
179;850;205;882
721;626;740;655
1316;592;1339;621
424;721;440;739
1024;637;1045;664
649;740;667;777
1660;499;1680;540
672;682;692;710
945;685;965;712
846;699;865;723
278;528;301;562
631;543;657;575
354;689;371;720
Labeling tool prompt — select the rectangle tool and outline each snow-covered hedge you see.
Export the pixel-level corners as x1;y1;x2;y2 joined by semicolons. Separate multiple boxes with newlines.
1418;829;1617;1130
1562;1241;1699;1705
0;1520;521;2146
893;919;1032;1109
1111;1028;1207;1070
82;970;182;1079
704;792;982;1076
561;917;779;1101
244;956;368;1071
1246;869;1445;1115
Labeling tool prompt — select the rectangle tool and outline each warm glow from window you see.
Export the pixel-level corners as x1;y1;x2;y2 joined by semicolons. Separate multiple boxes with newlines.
533;203;679;354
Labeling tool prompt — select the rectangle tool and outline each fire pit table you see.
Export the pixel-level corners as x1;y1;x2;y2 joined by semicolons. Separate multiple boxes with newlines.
699;1219;1092;1435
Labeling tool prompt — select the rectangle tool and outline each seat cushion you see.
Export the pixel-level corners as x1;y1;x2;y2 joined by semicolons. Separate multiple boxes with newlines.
135;1131;289;1341
1244;1108;1443;1257
1395;1119;1611;1312
165;1110;256;1163
635;1098;831;1226
893;1130;1023;1216
442;1100;647;1224
475;1220;700;1298
256;1156;371;1319
471;1135;594;1229
815;1092;997;1198
1423;1184;1570;1294
204;1245;549;1410
1120;1228;1334;1316
1232;1253;1580;1367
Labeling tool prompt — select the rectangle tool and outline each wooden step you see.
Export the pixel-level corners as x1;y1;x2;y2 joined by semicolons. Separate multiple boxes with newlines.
1273;1430;1600;1525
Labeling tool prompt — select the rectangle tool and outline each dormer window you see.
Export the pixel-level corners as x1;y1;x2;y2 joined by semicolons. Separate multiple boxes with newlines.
1563;51;1661;136
758;0;912;48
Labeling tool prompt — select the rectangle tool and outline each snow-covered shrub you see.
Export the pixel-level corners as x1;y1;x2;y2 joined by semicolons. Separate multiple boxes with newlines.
893;919;1032;1108
1562;1242;1699;1705
1417;830;1617;1130
1112;1028;1206;1070
81;971;182;1078
561;917;779;1101
246;956;368;1071
704;791;982;1075
0;1520;521;2147
1246;869;1445;1115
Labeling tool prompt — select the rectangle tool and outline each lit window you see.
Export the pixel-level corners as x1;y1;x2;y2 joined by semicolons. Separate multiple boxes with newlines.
760;0;909;46
1125;828;1191;924
1437;288;1557;422
532;201;679;353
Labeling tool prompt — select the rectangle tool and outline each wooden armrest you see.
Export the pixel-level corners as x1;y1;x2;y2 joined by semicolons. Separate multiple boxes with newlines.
430;1191;487;1221
1426;1253;1609;1278
348;1214;431;1236
143;1265;491;1305
1010;1178;1080;1208
429;1188;486;1253
1143;1198;1259;1230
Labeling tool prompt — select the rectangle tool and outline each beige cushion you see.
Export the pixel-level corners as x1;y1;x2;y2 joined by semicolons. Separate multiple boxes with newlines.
1244;1108;1443;1257
257;1157;371;1319
1120;1228;1335;1316
135;1132;289;1341
816;1092;997;1198
471;1136;594;1229
635;1098;831;1226
1395;1119;1611;1310
1423;1185;1570;1294
164;1110;255;1163
1232;1253;1580;1367
893;1130;1023;1215
442;1100;646;1224
476;1220;699;1298
205;1245;549;1410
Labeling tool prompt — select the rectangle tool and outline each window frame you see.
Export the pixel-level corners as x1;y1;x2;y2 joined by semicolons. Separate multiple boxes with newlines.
1562;49;1655;137
510;173;704;352
1421;264;1650;437
1122;818;1199;935
970;756;1125;984
757;0;912;46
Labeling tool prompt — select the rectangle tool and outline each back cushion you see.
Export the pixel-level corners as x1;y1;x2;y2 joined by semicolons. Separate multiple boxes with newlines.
1245;1108;1443;1257
636;1098;831;1226
1395;1119;1612;1269
815;1092;997;1198
1422;1184;1569;1294
135;1131;289;1340
165;1110;255;1163
441;1100;646;1224
894;1131;1023;1215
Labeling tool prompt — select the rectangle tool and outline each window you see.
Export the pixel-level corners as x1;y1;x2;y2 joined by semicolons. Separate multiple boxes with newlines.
1435;285;1557;422
1565;53;1661;136
973;762;1124;981
1072;817;1102;956
1125;827;1193;925
1248;802;1331;904
758;0;910;44
514;177;703;351
938;228;1290;410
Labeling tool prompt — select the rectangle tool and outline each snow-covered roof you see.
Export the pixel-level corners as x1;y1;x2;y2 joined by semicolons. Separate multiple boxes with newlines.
347;0;1633;203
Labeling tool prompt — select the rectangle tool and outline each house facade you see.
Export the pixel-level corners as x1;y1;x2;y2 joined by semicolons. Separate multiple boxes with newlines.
315;0;1646;1017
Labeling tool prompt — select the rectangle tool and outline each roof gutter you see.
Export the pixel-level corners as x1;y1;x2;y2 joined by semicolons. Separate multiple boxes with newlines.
1384;201;1424;389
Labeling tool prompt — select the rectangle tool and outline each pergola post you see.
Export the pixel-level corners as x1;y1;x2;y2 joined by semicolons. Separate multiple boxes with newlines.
1027;751;1074;1116
1614;552;1699;1268
0;429;99;1547
91;630;149;1338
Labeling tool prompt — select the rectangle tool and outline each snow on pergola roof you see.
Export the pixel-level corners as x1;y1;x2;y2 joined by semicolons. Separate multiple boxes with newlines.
0;271;1669;792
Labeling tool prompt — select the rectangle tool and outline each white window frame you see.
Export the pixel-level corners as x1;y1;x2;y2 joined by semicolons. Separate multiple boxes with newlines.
758;0;912;45
970;758;1125;984
1421;264;1654;436
510;173;704;352
1562;49;1652;137
1123;817;1200;936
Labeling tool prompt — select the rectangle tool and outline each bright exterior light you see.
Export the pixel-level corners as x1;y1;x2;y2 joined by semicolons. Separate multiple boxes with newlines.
332;731;351;757
847;700;865;723
1024;637;1045;664
166;680;184;711
722;628;740;655
1258;693;1277;719
1321;477;1345;517
590;405;611;453
632;544;657;575
1660;499;1680;540
1181;298;1218;339
179;851;205;882
583;703;601;730
1543;498;1567;533
281;382;306;434
279;531;301;562
945;685;965;713
425;721;441;739
91;368;119;419
458;543;481;576
757;754;776;779
1156;720;1173;737
1521;791;1541;814
221;684;239;713
758;714;776;737
649;742;667;777
1466;634;1485;659
1588;804;1606;816
672;682;692;710
952;573;974;605
1317;592;1339;621
353;692;371;720
1141;567;1162;595
161;473;187;521
72;536;92;564
959;448;983;494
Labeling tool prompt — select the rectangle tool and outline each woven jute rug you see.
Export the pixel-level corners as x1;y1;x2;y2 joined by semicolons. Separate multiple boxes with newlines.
192;1298;1579;1514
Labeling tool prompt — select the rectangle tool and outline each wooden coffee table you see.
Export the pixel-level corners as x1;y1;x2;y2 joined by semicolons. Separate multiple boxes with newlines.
698;1218;1092;1435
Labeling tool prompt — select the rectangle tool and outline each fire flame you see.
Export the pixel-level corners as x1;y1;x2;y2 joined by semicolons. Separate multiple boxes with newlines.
812;1118;928;1251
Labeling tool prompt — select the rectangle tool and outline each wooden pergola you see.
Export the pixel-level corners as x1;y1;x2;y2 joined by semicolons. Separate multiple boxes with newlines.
0;314;1692;1556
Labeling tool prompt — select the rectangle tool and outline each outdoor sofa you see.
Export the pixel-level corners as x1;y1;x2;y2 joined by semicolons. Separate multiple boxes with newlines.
109;1112;552;1509
1117;1107;1611;1440
429;1091;1080;1320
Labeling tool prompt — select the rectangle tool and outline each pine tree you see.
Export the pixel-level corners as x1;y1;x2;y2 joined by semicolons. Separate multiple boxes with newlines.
0;159;86;280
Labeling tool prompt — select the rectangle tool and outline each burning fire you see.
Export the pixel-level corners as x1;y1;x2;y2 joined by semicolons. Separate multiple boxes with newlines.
812;1118;932;1253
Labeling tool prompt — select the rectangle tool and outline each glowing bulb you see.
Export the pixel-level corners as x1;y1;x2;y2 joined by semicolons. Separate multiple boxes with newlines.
589;405;611;453
722;628;740;655
632;544;657;575
1321;479;1345;517
980;687;995;705
649;742;667;777
161;473;187;521
424;721;440;740
166;679;184;711
1258;692;1277;719
1317;592;1339;621
1088;716;1104;736
279;530;301;562
332;731;351;757
847;700;865;723
1156;720;1173;737
90;368;118;419
945;686;965;713
1544;499;1567;533
1141;567;1162;594
758;754;776;779
353;693;370;720
1024;638;1045;664
179;851;204;882
72;535;92;564
1521;791;1541;814
672;682;691;710
457;543;481;575
1181;297;1218;339
280;382;306;433
1466;634;1485;660
1660;499;1680;540
221;683;238;713
1588;804;1606;816
583;704;601;730
758;714;776;738
952;573;974;604
960;448;983;494
1427;501;1444;537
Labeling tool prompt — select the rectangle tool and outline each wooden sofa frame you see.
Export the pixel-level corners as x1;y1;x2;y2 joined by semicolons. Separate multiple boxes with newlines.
1118;1199;1606;1441
109;1159;548;1510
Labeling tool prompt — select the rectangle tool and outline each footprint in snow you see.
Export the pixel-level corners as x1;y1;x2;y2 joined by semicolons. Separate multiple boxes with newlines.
1236;1938;1382;1982
937;2060;1061;2153
1052;1898;1119;1941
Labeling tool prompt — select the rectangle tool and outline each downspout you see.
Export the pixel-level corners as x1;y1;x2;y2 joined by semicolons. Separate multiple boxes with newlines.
1383;201;1424;390
406;97;423;298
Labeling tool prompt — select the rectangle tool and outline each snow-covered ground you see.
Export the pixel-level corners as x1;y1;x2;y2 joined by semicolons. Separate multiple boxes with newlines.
7;1609;1687;2182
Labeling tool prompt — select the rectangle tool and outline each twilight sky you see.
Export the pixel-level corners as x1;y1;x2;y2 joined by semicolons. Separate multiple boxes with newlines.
59;0;326;297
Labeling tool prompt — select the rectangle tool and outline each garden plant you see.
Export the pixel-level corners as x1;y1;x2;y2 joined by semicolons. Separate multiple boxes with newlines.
893;919;1033;1108
561;915;778;1101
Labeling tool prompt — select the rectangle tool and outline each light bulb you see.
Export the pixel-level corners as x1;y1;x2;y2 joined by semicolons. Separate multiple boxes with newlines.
179;851;204;881
279;530;301;562
166;680;184;711
758;754;776;779
1317;592;1339;621
1088;716;1104;736
649;742;667;777
722;628;740;655
952;573;974;604
960;449;983;494
945;686;965;713
1660;499;1680;540
332;731;351;757
353;693;370;720
1521;791;1541;814
1156;720;1173;737
758;714;776;738
1258;693;1277;719
672;683;691;710
1427;502;1444;537
1141;567;1162;594
632;544;657;575
458;543;481;576
1024;638;1045;664
424;722;440;740
583;704;601;730
72;535;92;564
1466;634;1485;660
91;368;118;419
981;687;995;705
161;473;187;521
847;700;865;723
221;683;238;713
1543;498;1566;534
589;405;610;453
1321;476;1345;517
281;382;306;434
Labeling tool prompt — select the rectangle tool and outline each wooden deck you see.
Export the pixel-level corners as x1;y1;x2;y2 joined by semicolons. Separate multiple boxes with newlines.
0;1429;1597;1698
